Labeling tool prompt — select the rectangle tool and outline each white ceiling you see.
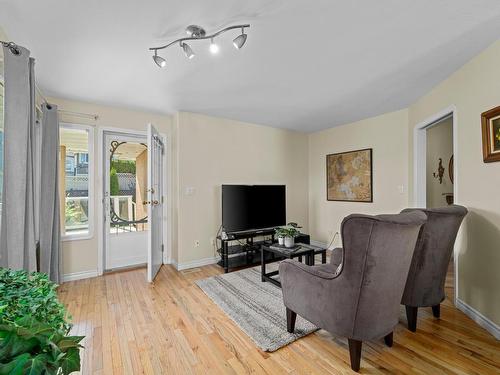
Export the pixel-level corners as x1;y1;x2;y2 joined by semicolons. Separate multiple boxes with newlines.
1;0;500;132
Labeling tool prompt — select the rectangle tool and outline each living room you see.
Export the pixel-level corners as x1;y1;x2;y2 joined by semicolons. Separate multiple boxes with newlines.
1;1;499;374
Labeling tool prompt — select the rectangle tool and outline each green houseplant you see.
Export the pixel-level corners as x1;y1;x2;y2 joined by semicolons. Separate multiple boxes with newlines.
274;227;287;245
0;268;84;374
275;222;302;248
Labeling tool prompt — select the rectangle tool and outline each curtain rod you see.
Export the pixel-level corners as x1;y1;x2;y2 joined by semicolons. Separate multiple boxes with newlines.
2;40;99;121
35;83;99;121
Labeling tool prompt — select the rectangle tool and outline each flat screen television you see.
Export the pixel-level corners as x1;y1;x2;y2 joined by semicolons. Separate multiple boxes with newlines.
222;185;286;233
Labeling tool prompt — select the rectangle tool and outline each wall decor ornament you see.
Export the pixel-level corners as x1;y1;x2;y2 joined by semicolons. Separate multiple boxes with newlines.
326;148;372;202
481;105;500;163
433;158;445;184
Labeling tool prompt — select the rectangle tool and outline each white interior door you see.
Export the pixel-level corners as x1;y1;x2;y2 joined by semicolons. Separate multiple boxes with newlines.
147;124;164;282
103;132;148;270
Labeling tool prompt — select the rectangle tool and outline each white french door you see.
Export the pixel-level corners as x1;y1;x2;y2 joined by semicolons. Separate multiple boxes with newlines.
147;124;165;282
103;131;148;270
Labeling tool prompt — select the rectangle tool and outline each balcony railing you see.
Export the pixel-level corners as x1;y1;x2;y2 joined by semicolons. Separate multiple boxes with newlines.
64;195;147;234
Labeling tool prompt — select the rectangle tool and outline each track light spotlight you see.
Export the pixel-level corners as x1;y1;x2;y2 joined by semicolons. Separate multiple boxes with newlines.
233;30;247;49
152;51;167;68
209;38;219;54
182;42;195;59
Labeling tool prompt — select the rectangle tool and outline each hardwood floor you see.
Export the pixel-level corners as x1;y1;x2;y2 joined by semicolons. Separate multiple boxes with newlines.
58;262;500;374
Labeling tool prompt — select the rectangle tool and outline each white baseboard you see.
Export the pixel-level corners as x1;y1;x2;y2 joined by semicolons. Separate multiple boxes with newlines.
175;256;219;271
455;298;500;340
62;270;99;283
170;258;178;269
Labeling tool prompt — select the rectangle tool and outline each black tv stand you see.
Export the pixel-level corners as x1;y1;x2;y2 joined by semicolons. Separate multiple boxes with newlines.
216;228;274;273
216;229;310;273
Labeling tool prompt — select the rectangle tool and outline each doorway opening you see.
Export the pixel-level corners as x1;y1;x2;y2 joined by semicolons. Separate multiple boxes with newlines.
103;131;148;271
414;107;458;302
426;116;454;208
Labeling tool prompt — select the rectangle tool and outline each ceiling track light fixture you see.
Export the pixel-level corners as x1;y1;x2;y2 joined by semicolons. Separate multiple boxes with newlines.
150;24;250;68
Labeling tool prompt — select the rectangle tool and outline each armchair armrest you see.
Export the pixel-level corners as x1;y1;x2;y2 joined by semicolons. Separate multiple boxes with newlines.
280;259;341;280
279;259;353;335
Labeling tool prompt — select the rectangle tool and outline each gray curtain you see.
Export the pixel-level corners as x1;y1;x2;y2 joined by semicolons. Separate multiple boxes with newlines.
0;45;37;271
39;103;62;283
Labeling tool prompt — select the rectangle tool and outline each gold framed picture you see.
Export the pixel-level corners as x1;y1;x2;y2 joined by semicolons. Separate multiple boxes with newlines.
481;106;500;163
326;148;373;202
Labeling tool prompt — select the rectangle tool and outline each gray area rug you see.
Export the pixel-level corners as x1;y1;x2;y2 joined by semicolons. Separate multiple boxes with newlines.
196;265;318;352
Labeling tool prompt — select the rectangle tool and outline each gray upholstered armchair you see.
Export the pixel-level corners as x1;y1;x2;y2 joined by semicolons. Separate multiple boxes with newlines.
401;205;468;331
279;212;427;372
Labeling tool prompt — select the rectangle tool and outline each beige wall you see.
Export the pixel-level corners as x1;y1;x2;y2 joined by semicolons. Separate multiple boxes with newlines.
426;117;454;208
49;39;500;327
48;97;173;276
408;40;500;325
308;109;410;246
174;112;309;264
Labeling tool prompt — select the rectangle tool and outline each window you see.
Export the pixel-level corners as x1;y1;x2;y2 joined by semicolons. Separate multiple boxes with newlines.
0;55;4;229
60;123;94;240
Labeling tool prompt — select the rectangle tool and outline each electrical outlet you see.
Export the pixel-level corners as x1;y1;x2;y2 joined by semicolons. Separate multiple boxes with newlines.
194;240;200;247
185;187;196;196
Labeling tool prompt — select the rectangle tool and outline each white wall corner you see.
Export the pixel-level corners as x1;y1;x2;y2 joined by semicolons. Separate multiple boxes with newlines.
62;270;99;283
175;256;219;271
170;258;178;269
455;298;500;340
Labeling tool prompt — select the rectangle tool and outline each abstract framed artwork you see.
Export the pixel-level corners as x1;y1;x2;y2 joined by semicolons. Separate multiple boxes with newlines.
326;148;373;202
481;105;500;163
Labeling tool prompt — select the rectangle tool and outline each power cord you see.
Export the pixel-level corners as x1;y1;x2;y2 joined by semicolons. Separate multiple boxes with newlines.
326;231;340;251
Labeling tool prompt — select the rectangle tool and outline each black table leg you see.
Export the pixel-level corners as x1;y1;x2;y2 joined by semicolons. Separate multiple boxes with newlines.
306;252;313;266
261;246;266;282
321;251;327;264
223;241;229;273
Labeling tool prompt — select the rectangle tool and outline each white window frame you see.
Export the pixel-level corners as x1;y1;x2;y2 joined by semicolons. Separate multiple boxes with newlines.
60;122;94;241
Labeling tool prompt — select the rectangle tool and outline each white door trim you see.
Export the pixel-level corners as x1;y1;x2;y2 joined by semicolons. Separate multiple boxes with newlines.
413;105;459;302
97;126;170;276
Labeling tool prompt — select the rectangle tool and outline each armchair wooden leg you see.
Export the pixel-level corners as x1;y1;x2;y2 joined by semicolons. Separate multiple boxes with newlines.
348;339;362;372
432;304;440;318
405;306;418;332
384;332;393;347
286;308;297;333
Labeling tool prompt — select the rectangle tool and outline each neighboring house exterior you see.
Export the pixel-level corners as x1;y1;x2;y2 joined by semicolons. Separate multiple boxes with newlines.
65;152;88;176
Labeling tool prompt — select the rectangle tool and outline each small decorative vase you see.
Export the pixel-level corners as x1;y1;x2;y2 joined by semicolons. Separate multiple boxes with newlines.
278;237;284;246
284;236;295;248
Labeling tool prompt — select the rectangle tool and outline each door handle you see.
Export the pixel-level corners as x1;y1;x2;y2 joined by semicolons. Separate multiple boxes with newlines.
152;200;159;205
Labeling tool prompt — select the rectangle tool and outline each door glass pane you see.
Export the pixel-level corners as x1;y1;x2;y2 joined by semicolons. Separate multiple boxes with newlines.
109;140;148;233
